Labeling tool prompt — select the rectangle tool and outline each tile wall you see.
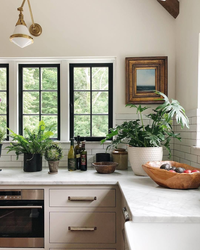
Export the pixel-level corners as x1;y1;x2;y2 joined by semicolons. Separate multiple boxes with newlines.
2;110;200;169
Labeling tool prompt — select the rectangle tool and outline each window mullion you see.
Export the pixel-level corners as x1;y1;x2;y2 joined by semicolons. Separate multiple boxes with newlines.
90;66;92;137
39;67;42;121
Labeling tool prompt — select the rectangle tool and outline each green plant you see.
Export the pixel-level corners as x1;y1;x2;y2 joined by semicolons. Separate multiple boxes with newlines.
45;143;63;161
101;92;189;157
6;120;55;159
0;127;6;143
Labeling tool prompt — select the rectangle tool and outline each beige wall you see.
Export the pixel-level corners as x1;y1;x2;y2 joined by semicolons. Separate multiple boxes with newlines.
1;0;176;115
175;0;200;110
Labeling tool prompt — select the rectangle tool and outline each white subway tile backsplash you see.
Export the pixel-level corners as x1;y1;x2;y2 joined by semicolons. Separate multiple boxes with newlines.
180;145;191;154
190;162;200;169
185;153;198;163
173;150;185;158
1;109;200;170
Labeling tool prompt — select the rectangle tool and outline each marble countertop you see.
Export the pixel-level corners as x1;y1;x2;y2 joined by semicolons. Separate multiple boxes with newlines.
0;167;200;223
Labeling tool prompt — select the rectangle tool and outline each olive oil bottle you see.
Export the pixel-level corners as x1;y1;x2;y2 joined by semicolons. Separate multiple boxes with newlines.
68;138;76;171
74;135;81;170
80;141;87;171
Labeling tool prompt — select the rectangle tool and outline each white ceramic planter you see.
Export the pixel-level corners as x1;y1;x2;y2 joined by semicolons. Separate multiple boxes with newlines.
128;146;163;176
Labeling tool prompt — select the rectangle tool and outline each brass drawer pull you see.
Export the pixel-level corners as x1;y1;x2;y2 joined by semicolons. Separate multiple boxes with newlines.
123;207;130;222
68;226;97;231
68;196;97;201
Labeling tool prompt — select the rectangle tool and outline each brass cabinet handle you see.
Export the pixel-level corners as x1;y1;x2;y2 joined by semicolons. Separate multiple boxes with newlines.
68;226;97;231
123;207;130;222
68;196;97;201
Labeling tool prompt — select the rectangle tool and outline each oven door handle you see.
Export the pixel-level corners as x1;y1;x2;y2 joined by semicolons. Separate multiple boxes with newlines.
0;206;43;209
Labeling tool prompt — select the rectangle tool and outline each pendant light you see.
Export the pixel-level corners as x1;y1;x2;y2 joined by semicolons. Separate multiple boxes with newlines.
10;0;42;48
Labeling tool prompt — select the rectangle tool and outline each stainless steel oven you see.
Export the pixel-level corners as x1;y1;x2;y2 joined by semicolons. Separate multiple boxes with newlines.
0;189;44;248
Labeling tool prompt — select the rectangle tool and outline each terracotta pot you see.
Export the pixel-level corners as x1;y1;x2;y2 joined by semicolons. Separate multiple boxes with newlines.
48;161;59;174
128;146;163;176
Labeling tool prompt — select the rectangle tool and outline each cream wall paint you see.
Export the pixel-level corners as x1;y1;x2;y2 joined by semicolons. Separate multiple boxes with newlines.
175;0;200;110
1;0;176;116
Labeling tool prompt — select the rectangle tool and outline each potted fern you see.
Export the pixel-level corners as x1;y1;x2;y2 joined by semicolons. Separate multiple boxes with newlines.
45;143;63;174
6;120;55;172
101;92;189;176
0;127;6;156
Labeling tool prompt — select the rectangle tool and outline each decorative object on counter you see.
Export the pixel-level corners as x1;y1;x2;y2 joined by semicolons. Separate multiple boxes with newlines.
80;141;87;171
0;127;6;157
68;138;76;171
45;143;63;174
112;148;128;170
92;162;118;174
96;153;110;162
6;120;55;172
142;161;200;189
74;135;81;170
125;57;168;104
101;91;189;176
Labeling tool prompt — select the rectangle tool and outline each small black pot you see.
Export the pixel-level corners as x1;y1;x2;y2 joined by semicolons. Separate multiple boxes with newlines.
24;153;42;172
0;144;2;157
96;153;110;162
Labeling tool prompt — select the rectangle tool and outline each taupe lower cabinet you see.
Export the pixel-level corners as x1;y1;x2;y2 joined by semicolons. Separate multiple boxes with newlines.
0;185;125;250
48;185;123;250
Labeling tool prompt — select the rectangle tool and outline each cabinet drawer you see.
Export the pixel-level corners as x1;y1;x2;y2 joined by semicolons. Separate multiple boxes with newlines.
49;188;116;207
50;211;116;244
50;249;115;250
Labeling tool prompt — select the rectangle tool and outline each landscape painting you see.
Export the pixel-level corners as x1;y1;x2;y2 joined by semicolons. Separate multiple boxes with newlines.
125;56;168;104
136;68;156;92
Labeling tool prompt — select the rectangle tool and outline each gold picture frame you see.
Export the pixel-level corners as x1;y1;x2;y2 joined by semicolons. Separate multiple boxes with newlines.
125;56;168;104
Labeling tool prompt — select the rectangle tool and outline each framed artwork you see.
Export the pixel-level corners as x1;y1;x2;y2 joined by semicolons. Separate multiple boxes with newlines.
125;56;168;104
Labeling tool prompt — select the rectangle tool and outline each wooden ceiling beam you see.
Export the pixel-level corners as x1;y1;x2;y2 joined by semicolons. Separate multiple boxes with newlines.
157;0;179;19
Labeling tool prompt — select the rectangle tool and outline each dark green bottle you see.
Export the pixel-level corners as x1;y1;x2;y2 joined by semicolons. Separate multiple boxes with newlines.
68;138;76;171
80;141;87;171
74;135;81;170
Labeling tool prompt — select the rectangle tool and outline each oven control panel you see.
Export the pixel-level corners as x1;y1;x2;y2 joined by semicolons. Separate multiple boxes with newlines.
0;195;21;200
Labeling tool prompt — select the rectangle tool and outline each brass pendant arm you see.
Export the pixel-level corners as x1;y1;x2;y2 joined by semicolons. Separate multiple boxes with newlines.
20;0;26;9
27;0;35;28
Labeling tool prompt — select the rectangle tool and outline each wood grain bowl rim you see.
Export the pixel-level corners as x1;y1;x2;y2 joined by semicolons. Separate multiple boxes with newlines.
142;161;200;189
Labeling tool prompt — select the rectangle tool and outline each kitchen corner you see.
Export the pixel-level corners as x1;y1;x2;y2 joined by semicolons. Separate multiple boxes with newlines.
0;167;200;250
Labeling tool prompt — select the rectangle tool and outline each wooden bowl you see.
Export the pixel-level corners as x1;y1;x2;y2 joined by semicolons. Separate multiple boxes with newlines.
92;162;118;174
142;161;200;189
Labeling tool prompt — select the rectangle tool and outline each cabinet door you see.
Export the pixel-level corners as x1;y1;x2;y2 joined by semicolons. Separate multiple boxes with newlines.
50;211;115;244
49;188;116;207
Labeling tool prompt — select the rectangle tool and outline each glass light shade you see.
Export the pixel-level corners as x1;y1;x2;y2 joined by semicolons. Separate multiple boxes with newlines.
10;25;34;48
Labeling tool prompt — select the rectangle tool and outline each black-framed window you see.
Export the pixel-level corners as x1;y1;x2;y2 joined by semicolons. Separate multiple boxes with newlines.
19;64;60;139
70;63;113;141
0;64;9;140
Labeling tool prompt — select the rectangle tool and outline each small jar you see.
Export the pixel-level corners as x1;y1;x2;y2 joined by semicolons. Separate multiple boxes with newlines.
112;148;128;170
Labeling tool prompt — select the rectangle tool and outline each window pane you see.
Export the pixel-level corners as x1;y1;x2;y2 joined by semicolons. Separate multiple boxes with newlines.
74;68;90;90
0;115;7;130
92;67;108;90
0;68;7;90
23;92;39;114
92;92;108;114
42;68;57;90
23;68;39;90
23;116;39;135
42;116;57;138
0;92;7;114
92;115;108;137
74;92;90;114
42;92;57;114
74;115;90;137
